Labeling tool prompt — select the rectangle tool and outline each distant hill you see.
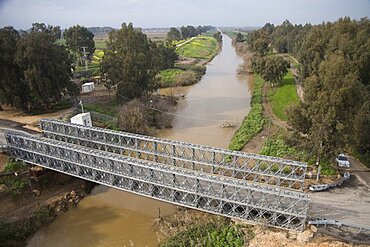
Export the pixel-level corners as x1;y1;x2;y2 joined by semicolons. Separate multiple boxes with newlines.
87;26;115;38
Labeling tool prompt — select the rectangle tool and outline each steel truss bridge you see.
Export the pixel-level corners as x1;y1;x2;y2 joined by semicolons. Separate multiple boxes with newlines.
5;119;309;231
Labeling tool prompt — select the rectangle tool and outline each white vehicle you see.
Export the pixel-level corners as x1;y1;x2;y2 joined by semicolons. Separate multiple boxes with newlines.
336;154;350;167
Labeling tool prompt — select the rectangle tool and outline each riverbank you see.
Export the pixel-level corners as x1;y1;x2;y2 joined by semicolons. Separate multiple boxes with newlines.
0;157;95;246
158;35;220;88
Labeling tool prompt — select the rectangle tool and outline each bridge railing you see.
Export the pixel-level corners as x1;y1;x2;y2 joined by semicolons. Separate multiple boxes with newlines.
6;132;309;231
40;119;307;190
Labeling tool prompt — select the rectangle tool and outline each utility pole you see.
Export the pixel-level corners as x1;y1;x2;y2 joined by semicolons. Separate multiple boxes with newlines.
81;47;89;70
79;100;84;113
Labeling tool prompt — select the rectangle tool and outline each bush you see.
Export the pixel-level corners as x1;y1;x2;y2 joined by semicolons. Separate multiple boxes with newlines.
3;159;26;173
117;99;151;135
158;69;184;87
161;222;244;247
116;98;175;135
173;71;198;86
320;160;337;176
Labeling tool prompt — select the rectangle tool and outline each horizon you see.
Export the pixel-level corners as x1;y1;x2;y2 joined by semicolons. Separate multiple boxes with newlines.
0;0;369;30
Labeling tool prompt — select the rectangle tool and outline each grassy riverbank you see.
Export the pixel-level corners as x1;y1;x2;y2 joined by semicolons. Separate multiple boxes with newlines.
228;74;265;151
157;36;218;88
176;36;219;60
268;71;299;121
157;66;206;88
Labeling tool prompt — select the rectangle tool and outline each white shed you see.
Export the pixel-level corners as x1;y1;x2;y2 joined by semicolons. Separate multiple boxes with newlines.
81;82;95;93
70;112;92;127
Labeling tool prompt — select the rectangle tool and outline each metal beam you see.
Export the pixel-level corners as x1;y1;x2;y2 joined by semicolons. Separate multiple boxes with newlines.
6;132;309;231
40;119;307;190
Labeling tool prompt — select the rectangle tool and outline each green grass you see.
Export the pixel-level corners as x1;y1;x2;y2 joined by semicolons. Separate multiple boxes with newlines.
57;38;107;50
260;135;309;161
161;222;245;247
228;74;265;151
84;101;119;117
268;71;299;121
3;159;26;173
320;161;337;176
176;36;218;60
158;69;185;87
94;39;107;49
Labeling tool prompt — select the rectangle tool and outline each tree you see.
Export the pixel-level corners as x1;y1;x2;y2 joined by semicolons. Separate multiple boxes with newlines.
31;22;61;41
180;26;190;39
16;24;73;110
352;101;370;156
167;27;181;42
102;23;158;102
213;31;222;42
0;26;25;109
235;32;244;43
152;43;178;70
287;54;366;158
63;25;95;64
252;56;289;86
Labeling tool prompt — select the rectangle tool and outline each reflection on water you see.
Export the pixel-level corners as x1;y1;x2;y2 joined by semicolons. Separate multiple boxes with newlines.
27;34;252;247
157;34;251;148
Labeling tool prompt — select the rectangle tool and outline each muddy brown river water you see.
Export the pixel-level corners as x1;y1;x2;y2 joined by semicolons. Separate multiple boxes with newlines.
27;34;252;247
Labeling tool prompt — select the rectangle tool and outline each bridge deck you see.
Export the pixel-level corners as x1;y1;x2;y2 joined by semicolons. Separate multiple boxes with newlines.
40;119;307;190
6;131;309;231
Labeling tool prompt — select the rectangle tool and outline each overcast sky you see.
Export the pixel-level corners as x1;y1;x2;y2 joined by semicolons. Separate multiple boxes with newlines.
0;0;369;29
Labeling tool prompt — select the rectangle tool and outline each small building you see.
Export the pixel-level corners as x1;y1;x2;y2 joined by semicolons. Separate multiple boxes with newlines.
70;112;92;127
81;82;95;93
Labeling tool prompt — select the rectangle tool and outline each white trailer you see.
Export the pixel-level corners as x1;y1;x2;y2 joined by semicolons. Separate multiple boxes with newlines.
81;82;95;93
70;112;92;127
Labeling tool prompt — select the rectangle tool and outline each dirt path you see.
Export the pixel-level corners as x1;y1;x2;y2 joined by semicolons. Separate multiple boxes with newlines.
290;67;304;102
242;77;284;154
176;36;196;47
0;107;74;127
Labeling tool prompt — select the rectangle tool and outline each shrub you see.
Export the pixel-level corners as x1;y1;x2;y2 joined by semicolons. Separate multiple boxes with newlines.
117;99;151;135
173;71;198;86
3;159;26;173
161;222;244;247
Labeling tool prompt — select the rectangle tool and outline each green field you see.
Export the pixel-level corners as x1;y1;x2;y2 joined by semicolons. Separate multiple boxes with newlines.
94;39;107;49
268;71;299;121
176;36;218;60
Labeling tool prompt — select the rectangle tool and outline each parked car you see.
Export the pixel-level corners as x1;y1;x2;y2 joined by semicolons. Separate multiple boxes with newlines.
336;154;350;167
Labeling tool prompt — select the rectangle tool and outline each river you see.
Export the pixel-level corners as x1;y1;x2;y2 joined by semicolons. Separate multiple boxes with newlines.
27;34;252;247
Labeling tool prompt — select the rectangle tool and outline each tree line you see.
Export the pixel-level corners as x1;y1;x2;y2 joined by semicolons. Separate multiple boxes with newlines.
0;23;78;111
0;22;178;111
166;25;213;41
238;17;370;161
